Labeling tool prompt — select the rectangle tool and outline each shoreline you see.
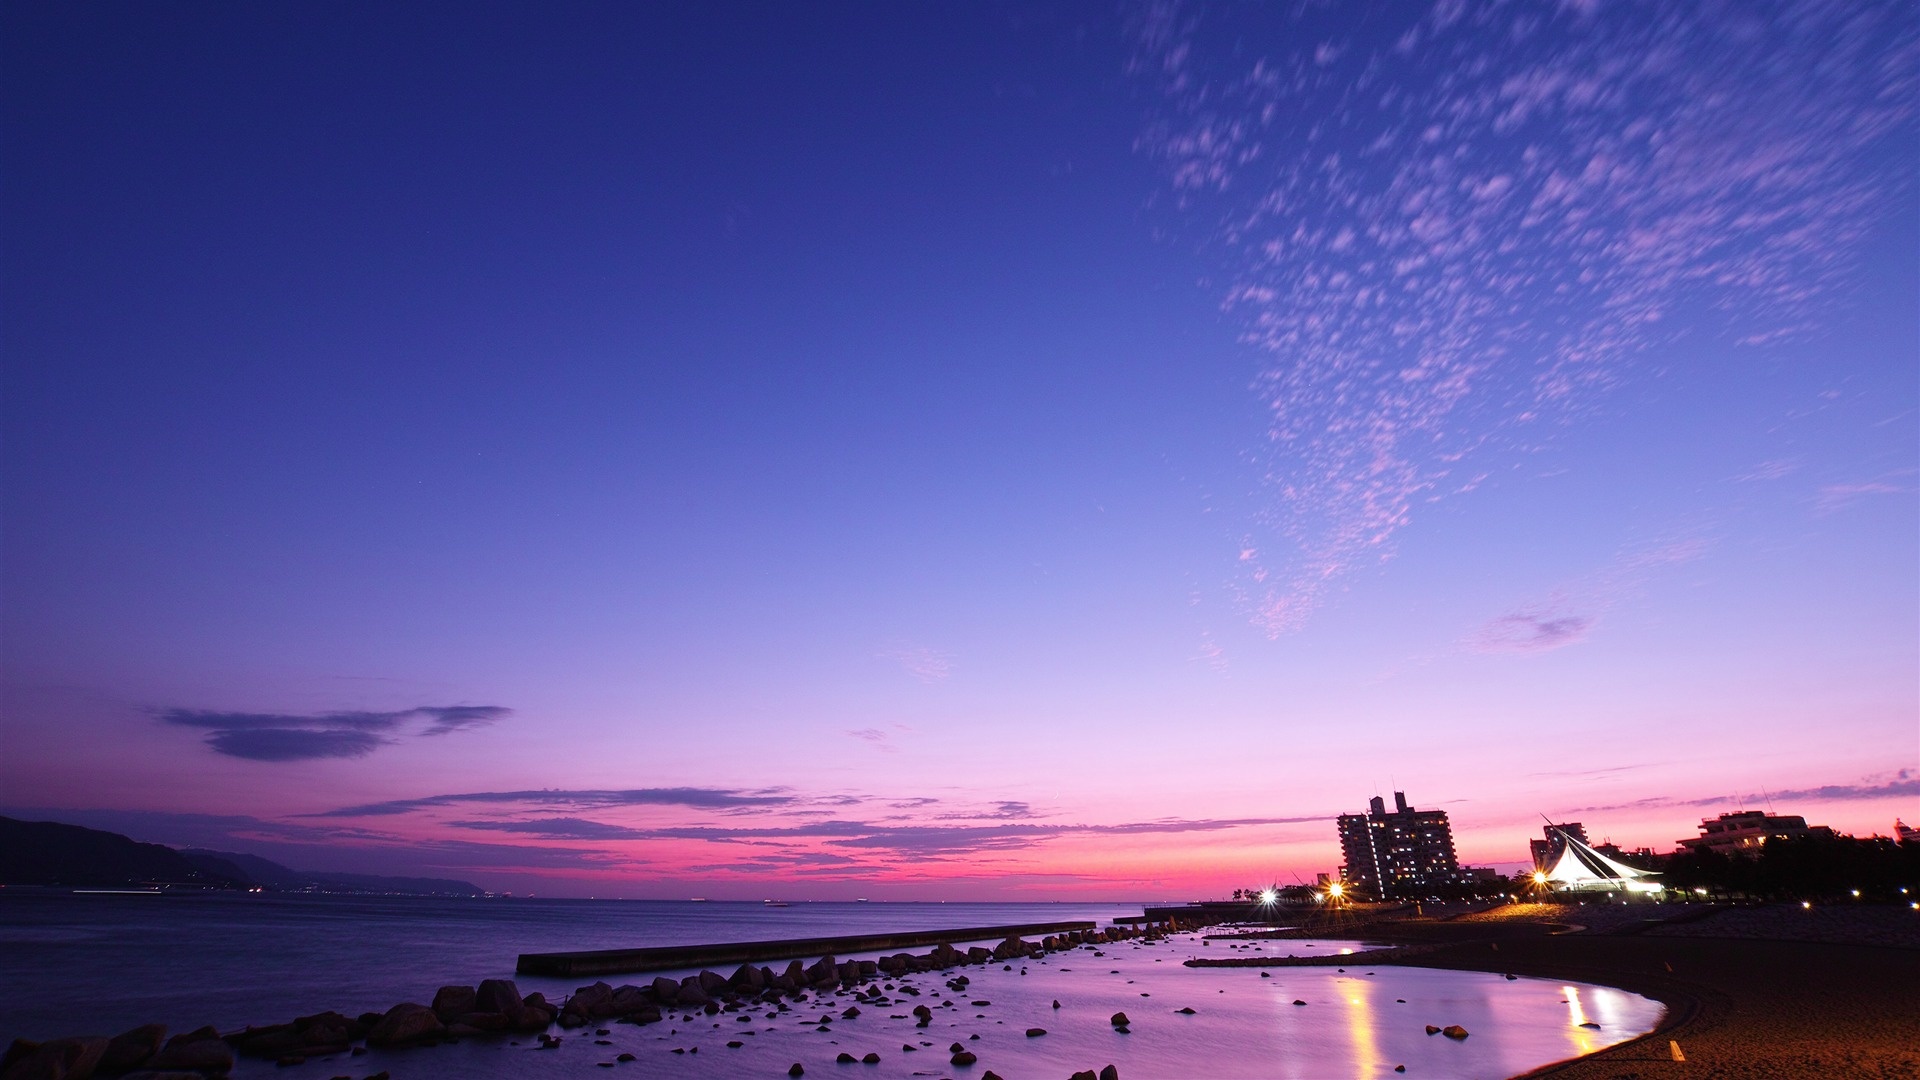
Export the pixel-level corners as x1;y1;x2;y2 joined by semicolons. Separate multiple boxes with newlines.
8;903;1914;1079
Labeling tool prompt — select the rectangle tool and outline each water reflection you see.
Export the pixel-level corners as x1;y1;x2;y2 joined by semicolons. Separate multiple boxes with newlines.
1342;975;1380;1079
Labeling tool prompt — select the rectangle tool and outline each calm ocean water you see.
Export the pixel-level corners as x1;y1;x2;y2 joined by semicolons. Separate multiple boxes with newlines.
0;892;1140;1040
0;892;1663;1078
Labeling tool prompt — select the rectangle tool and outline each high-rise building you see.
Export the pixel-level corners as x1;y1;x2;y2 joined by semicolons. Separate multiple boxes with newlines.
1336;791;1469;900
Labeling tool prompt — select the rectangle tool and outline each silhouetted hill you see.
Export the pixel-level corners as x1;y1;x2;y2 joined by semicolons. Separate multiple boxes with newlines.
0;816;245;888
180;849;484;896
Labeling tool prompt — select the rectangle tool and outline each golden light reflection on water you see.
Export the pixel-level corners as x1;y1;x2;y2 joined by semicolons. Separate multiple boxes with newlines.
1563;985;1597;1056
1342;976;1380;1079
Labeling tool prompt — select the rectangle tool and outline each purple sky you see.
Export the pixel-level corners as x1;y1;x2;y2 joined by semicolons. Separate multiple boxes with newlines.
3;1;1915;898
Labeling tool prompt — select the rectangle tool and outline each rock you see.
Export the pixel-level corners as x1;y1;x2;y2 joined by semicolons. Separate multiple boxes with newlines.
902;1043;916;1051
1260;972;1270;978
366;1003;444;1046
1071;1072;1098;1080
950;1050;977;1066
1176;1007;1196;1014
146;1034;235;1073
432;985;478;1021
617;1053;635;1062
1025;1027;1046;1037
1395;1067;1406;1073
1109;1012;1130;1027
101;1023;167;1073
836;1052;857;1063
1052;999;1061;1009
841;1006;860;1019
4;1037;108;1080
983;1072;1004;1080
676;976;714;1007
969;1001;990;1008
649;976;681;1004
861;1052;880;1063
1427;1023;1444;1035
788;1064;805;1077
1292;999;1307;1006
1442;1025;1469;1040
1100;1066;1121;1080
475;979;523;1013
697;970;729;996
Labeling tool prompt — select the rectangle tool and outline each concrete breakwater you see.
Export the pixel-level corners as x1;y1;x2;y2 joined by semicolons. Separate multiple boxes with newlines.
517;919;1099;977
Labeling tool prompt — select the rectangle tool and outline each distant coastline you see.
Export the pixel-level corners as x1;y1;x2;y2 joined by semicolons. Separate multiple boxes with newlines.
0;815;485;897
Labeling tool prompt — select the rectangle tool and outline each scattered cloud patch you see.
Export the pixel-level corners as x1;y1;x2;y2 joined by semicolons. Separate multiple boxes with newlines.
160;704;511;761
881;647;953;683
1473;609;1592;653
1130;0;1915;634
847;728;898;753
448;817;652;840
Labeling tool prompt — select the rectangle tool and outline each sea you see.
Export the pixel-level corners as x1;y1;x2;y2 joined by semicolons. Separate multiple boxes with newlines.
0;891;1664;1078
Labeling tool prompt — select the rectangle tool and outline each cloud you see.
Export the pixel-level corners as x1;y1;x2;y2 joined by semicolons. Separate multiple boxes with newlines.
448;817;653;840
1130;1;1915;635
881;647;953;683
1817;478;1913;514
1472;609;1593;653
311;787;795;818
159;704;510;761
494;813;1335;860
1561;773;1920;816
847;728;898;753
1470;534;1709;654
205;728;389;762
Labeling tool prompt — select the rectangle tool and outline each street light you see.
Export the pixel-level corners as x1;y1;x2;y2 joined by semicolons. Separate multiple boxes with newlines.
1258;888;1278;906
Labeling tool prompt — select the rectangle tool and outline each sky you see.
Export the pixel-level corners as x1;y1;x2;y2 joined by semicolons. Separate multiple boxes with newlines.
2;1;1915;900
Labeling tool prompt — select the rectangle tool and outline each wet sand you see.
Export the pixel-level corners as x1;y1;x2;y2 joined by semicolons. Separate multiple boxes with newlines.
1365;906;1920;1079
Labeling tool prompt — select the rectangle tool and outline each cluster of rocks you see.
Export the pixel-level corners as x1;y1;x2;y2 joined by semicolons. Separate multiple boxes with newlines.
5;922;1182;1078
2;1024;232;1080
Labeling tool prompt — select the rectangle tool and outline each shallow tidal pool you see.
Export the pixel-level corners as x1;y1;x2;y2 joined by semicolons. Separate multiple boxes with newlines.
235;934;1663;1079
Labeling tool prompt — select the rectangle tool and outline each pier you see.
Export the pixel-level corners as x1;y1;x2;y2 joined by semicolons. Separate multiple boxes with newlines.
516;920;1099;977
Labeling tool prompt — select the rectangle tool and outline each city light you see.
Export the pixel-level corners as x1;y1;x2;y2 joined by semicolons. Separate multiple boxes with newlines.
1531;871;1548;885
1327;882;1344;899
1258;888;1278;906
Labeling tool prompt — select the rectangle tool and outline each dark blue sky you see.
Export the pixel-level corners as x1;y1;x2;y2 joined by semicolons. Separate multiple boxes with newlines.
4;2;1914;897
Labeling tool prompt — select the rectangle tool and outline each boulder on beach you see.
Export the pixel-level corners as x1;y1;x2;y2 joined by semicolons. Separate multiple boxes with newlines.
950;1049;977;1066
432;985;477;1021
147;1030;235;1073
788;1064;804;1077
1442;1025;1470;1040
1100;1065;1121;1080
1025;1027;1047;1037
675;976;714;1008
697;970;729;995
1425;1025;1441;1035
101;1022;167;1073
1109;1012;1130;1027
366;1003;445;1046
475;979;523;1014
2;1036;109;1080
650;976;681;1003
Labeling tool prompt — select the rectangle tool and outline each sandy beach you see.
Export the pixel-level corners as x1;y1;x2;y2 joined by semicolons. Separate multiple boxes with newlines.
1368;903;1920;1080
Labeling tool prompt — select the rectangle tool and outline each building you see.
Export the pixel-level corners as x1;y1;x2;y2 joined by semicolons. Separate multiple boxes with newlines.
1678;810;1835;857
1336;791;1469;900
1530;822;1590;871
1538;827;1662;894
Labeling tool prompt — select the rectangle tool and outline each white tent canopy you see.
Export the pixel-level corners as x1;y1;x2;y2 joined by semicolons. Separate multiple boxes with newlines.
1542;828;1662;893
